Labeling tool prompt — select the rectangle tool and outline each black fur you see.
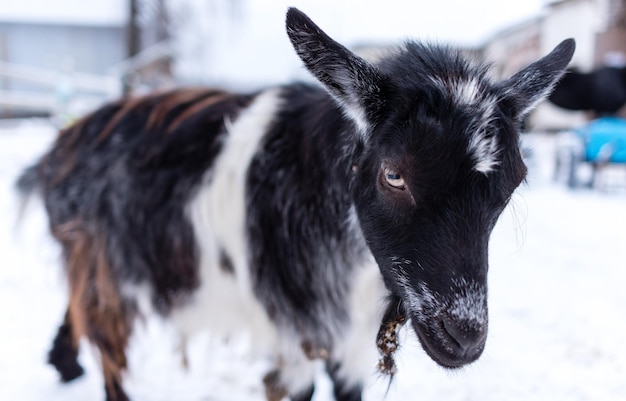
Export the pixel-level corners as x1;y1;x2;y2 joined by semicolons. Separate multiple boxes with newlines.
218;247;235;275
247;84;365;349
48;310;85;382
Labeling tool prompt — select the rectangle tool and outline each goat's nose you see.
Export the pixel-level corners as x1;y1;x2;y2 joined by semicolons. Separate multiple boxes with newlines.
442;318;487;356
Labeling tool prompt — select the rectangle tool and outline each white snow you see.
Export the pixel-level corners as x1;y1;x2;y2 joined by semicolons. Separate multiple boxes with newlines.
1;121;625;401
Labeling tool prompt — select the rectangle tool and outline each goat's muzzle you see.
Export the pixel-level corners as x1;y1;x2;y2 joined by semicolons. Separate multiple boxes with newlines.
411;312;487;368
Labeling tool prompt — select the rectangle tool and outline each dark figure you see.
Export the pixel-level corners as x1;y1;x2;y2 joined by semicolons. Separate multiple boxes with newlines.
549;66;626;115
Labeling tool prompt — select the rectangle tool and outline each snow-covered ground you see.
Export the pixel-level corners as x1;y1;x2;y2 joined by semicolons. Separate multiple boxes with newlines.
1;120;625;401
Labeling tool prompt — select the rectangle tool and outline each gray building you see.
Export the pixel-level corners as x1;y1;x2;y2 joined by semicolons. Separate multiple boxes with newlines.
0;0;171;119
0;21;126;82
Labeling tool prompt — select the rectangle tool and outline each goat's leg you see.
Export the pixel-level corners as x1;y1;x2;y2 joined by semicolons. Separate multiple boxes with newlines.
326;362;362;401
263;360;317;401
48;308;85;382
53;221;135;400
291;384;315;401
65;277;133;401
263;369;289;401
263;370;314;401
59;225;134;401
84;298;133;401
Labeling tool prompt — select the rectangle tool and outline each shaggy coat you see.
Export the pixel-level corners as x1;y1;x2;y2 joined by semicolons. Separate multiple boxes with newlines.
19;8;575;401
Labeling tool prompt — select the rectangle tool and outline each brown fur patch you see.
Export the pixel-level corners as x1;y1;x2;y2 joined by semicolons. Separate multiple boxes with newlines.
301;339;330;360
94;88;226;140
48;88;238;188
97;97;148;142
166;92;233;133
53;220;133;400
145;88;218;131
263;370;289;401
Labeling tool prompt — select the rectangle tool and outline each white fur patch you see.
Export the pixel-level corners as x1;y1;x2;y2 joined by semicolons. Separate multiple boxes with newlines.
342;102;369;136
335;260;386;384
332;207;388;387
430;75;501;174
398;279;438;323
177;89;283;350
468;122;500;174
468;93;500;174
391;260;487;328
455;77;481;105
448;277;487;327
430;76;482;106
179;88;322;396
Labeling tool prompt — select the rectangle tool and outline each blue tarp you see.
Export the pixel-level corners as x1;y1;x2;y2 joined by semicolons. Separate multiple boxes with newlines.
577;117;626;163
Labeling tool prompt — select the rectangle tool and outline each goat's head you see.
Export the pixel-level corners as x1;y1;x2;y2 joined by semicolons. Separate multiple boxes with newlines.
286;8;574;369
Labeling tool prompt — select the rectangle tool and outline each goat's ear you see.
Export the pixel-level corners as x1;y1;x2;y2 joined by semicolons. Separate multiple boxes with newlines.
500;39;575;118
286;8;387;136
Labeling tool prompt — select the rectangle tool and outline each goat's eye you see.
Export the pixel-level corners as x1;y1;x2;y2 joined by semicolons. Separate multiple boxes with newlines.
384;167;405;189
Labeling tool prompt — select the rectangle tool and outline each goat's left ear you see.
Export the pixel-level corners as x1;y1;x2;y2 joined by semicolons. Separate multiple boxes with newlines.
500;39;575;118
286;8;388;136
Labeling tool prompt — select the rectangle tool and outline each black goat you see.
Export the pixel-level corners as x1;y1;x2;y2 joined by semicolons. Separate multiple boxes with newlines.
18;8;574;401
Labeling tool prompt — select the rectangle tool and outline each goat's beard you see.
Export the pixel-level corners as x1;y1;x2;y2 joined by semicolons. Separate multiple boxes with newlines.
376;296;407;377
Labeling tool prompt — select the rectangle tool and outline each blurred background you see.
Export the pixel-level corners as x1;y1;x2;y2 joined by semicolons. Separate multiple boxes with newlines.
1;1;625;401
1;0;622;127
